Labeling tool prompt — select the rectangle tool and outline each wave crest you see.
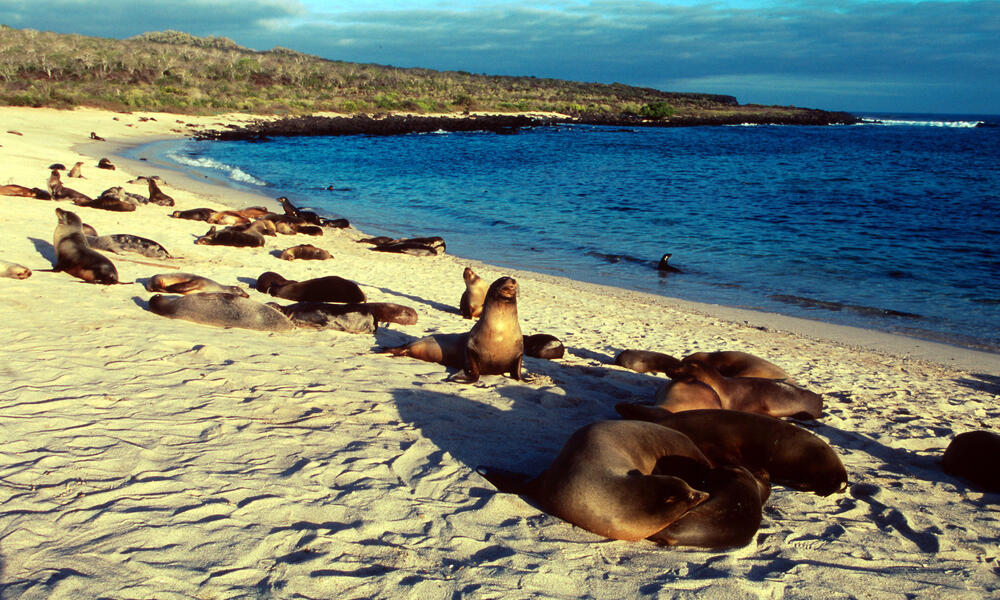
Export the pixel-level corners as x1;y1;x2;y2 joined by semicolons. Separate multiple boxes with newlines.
166;152;268;186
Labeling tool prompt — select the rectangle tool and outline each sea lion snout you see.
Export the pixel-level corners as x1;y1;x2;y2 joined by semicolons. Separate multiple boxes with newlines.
492;277;518;300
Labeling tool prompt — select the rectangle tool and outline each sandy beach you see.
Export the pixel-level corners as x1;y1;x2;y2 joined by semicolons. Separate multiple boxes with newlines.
1;106;998;599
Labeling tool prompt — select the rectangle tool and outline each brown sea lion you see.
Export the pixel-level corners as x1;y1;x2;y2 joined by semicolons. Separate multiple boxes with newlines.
96;186;148;206
146;178;175;207
383;277;522;383
295;225;324;236
280;244;332;261
48;169;92;203
269;301;416;330
657;253;682;273
0;260;31;279
942;430;1000;493
236;206;271;219
51;208;118;284
615;350;682;374
171;207;216;221
0;184;51;199
195;225;266;248
88;234;172;259
67;161;84;178
97;158;116;170
683;350;793;382
147;273;249;297
207;210;252;226
523;333;565;360
73;194;137;212
615;404;848;496
665;360;822;419
654;380;723;412
371;236;446;256
90;131;105;141
276;196;323;225
477;420;711;541
460;266;489;319
148;293;294;331
256;271;366;303
649;465;770;549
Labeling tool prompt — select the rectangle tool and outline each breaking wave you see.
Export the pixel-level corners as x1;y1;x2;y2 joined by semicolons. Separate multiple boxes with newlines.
165;152;268;186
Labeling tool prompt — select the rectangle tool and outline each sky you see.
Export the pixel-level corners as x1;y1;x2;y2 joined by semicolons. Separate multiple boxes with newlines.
1;0;997;114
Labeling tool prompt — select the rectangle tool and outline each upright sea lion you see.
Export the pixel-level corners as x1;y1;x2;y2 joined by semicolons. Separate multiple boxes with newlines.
67;161;84;178
276;196;323;225
97;158;116;170
171;207;216;221
478;420;710;541
649;465;770;548
615;350;682;374
523;333;565;359
280;244;332;261
147;273;249;297
146;177;175;207
664;360;822;419
256;271;366;303
683;350;793;382
269;301;416;330
615;404;848;496
0;260;31;279
149;293;295;331
942;430;1000;493
87;234;172;259
51;208;118;284
47;170;92;203
460;267;489;319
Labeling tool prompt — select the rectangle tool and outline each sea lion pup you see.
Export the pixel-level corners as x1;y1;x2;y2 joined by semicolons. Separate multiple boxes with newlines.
97;157;116;170
0;260;31;279
67;161;84;178
683;350;793;382
383;277;523;383
615;404;848;496
649;465;770;549
665;360;822;419
51;208;118;284
269;301;416;330
942;430;1000;493
171;207;216;221
460;267;489;319
477;420;711;542
256;271;366;303
0;184;51;199
615;349;682;374
280;244;332;261
47;169;92;203
148;273;249;297
148;293;295;331
87;234;172;259
657;253;682;273
145;177;175;207
523;333;565;359
89;131;105;141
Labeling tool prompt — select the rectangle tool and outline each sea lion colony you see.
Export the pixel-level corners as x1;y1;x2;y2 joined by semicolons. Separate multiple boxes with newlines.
2;158;992;552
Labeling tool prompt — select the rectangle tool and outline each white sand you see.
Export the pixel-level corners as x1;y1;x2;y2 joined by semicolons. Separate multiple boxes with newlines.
1;106;997;599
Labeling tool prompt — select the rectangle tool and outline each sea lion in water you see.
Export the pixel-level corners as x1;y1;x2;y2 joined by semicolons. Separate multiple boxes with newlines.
280;244;332;261
615;350;682;374
256;271;366;303
657;253;681;273
0;260;31;279
477;420;711;541
149;293;294;331
51;208;118;284
684;350;793;382
383;277;523;383
664;360;821;419
942;430;1000;493
88;234;172;259
615;404;848;496
147;273;248;297
649;465;770;549
460;267;489;319
269;301;416;330
523;333;565;360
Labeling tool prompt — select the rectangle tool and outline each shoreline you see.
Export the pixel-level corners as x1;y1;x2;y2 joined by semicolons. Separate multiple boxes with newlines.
109;120;1000;375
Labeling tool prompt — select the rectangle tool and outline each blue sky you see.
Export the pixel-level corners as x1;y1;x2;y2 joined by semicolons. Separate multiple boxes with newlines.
1;0;997;114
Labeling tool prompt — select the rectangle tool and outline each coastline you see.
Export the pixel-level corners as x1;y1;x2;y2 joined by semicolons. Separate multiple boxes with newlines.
1;106;997;598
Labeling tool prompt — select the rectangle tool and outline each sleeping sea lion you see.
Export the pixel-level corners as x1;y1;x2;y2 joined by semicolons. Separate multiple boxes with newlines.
654;380;723;412
0;260;31;279
295;225;324;236
615;350;682;374
97;158;116;170
195;223;270;248
683;350;793;382
523;333;565;359
0;184;51;199
52;208;118;284
942;430;1000;493
280;244;332;261
149;293;294;331
207;210;252;226
256;271;366;303
615;404;848;496
147;273;249;297
171;207;216;221
460;266;489;319
269;301;416;330
73;194;136;212
96;186;147;206
87;234;172;259
477;420;710;541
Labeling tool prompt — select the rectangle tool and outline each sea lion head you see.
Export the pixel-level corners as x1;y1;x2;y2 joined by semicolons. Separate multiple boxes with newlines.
55;207;82;228
256;271;290;293
463;266;478;284
487;276;518;304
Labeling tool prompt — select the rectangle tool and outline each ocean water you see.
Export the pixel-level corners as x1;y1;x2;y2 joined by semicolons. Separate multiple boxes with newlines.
129;112;1000;352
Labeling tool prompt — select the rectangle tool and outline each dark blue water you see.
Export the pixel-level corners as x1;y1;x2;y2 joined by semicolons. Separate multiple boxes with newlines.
131;113;1000;352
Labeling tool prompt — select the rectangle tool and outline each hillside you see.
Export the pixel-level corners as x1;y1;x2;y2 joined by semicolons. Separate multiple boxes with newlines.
0;26;854;124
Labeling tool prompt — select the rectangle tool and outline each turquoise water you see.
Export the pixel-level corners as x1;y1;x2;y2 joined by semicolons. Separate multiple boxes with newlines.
129;113;1000;352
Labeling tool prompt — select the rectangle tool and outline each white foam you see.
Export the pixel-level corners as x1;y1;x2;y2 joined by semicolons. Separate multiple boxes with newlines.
165;152;268;186
867;119;982;128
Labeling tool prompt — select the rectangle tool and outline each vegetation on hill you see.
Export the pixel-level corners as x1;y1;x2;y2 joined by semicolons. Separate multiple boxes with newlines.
0;26;852;124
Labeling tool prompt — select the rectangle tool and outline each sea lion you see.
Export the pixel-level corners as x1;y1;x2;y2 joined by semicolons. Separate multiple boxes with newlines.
654;380;723;412
460;267;489;319
207;210;252;226
73;193;137;212
97;158;116;170
48;163;66;171
90;131;105;141
523;333;565;360
87;234;172;259
383;277;523;382
96;186;148;206
615;404;848;496
477;420;711;541
371;236;445;256
615;350;682;374
256;271;366;303
171;207;216;221
649;465;770;549
47;169;92;203
322;218;350;229
67;161;84;178
51;208;118;284
146;177;175;207
236;206;271;219
295;225;324;236
280;244;332;261
657;253;681;273
942;430;1000;493
147;273;249;297
276;196;323;225
683;350;793;382
149;293;294;331
0;184;51;199
269;301;416;330
195;223;270;248
665;360;821;419
0;260;31;279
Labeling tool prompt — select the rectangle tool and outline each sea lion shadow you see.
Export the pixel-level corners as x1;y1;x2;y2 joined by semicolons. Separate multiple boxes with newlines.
268;250;284;260
566;346;616;364
237;276;258;287
29;237;56;264
372;328;418;349
131;296;150;310
369;285;459;315
954;373;1000;394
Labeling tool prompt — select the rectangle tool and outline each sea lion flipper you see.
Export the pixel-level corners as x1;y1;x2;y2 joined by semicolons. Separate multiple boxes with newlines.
457;347;481;383
164;280;203;294
508;354;523;380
